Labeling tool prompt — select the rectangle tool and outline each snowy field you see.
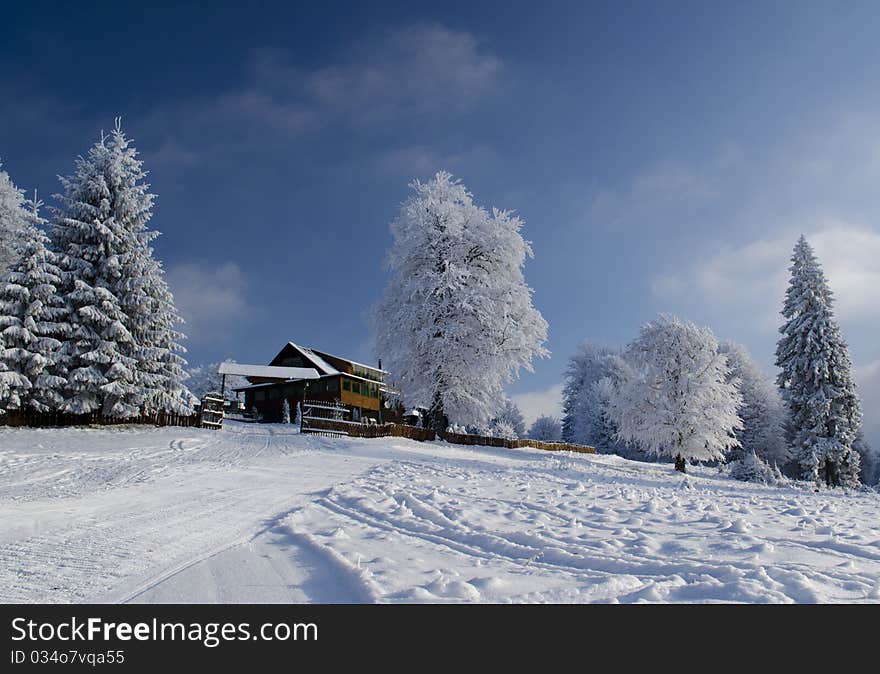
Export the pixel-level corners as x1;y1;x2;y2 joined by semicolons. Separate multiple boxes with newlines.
1;421;879;604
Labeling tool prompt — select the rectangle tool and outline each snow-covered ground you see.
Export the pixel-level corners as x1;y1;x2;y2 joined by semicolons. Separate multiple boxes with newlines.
1;421;878;603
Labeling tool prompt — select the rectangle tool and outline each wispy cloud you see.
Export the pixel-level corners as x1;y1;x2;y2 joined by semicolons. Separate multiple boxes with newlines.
651;221;880;333
375;143;496;179
252;23;503;124
141;23;502;155
511;383;563;429
855;360;880;452
165;261;251;345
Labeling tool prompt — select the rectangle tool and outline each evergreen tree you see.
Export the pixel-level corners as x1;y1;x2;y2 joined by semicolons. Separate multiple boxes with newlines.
720;341;788;466
775;236;862;487
373;171;548;430
120;242;191;414
0;195;68;412
605;315;743;472
282;398;291;424
51;120;191;417
0;162;33;276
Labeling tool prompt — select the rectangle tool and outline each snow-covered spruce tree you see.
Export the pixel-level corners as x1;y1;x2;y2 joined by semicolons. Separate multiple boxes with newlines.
51;121;190;417
373;171;548;431
282;398;291;424
720;341;788;466
490;398;526;438
119;244;192;414
775;236;863;487
561;342;636;456
0;195;69;413
604;315;743;473
528;415;562;442
0;162;33;276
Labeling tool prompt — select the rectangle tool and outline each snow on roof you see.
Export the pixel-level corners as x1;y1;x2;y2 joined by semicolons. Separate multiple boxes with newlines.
289;342;387;375
315;350;387;374
218;362;320;380
293;344;340;376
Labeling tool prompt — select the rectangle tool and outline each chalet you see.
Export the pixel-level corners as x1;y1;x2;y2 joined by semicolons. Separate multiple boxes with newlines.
234;342;388;423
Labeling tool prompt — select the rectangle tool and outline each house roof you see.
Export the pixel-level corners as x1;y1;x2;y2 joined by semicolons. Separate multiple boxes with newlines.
217;362;320;380
309;346;388;375
292;343;340;375
233;370;387;393
284;341;387;376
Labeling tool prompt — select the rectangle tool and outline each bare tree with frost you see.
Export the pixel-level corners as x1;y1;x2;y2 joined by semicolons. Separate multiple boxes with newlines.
604;315;743;473
528;415;563;442
720;341;788;466
373;171;548;431
561;342;635;455
489;397;526;438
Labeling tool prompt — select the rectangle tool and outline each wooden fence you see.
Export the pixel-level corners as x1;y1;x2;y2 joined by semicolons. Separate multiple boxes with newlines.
440;430;596;454
0;410;202;429
0;405;596;455
298;416;594;454
302;417;437;441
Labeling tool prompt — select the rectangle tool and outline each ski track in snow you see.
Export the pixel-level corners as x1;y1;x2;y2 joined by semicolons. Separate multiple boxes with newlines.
1;421;879;603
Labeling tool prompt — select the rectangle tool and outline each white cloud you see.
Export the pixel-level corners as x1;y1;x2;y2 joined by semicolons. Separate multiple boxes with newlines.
165;261;251;344
376;144;496;179
296;23;502;121
511;383;563;429
144;23;502;148
855;360;880;449
651;221;880;332
144;139;200;169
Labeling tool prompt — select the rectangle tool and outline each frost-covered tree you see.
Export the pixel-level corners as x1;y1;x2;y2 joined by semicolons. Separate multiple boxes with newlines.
720;341;788;466
490;398;526;438
561;342;635;456
491;419;518;440
605;315;743;473
281;398;291;424
528;415;562;442
185;360;248;401
373;171;548;430
51;120;191;417
853;430;877;487
120;244;192;414
775;236;863;487
0;162;33;276
0;196;69;412
729;450;782;484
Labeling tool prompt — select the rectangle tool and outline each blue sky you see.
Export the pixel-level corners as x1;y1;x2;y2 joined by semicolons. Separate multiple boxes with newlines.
2;1;878;445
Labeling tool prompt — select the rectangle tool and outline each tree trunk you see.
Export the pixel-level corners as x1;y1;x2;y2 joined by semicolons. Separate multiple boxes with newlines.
427;391;447;434
674;453;687;473
825;458;839;487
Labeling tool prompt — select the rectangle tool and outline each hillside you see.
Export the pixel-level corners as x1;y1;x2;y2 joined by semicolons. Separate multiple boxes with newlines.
1;421;878;603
